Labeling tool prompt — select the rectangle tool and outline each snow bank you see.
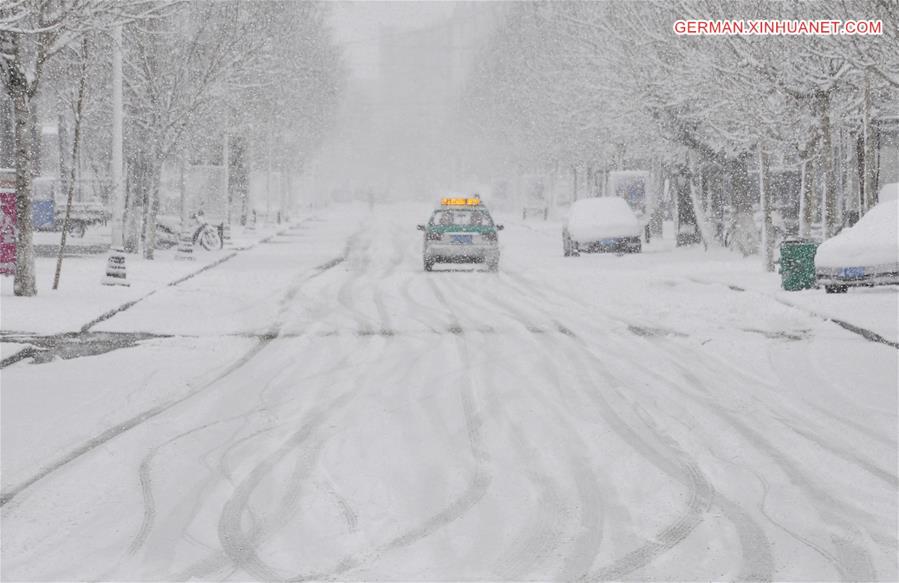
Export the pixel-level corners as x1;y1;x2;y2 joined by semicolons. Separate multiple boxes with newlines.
566;197;640;242
815;199;899;268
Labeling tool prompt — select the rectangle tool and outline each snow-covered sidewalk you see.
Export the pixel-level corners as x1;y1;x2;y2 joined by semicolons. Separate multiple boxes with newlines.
0;222;296;360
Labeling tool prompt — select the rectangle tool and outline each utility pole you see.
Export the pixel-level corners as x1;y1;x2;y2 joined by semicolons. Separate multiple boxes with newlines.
103;24;129;285
111;24;124;248
266;118;272;223
863;68;876;212
221;131;231;245
821;91;836;239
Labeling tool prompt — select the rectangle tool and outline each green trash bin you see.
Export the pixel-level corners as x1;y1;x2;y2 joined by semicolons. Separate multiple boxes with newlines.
778;239;818;291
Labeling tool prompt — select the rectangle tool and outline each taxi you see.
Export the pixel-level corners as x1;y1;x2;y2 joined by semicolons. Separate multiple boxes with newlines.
417;197;504;271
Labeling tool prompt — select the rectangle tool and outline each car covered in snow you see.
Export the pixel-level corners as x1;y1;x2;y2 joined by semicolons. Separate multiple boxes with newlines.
418;197;503;271
815;197;899;293
563;196;642;255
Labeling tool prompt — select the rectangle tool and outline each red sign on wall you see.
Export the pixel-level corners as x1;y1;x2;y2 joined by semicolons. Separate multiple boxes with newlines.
0;190;15;276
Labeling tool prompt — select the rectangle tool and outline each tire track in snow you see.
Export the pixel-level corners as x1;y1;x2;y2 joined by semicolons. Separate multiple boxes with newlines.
468;265;729;579
127;410;264;555
750;468;849;578
452;276;608;578
507;263;786;575
216;357;370;581
683;392;879;580
566;344;716;582
482;352;570;579
563;335;777;581
586;324;888;579
128;291;348;573
765;342;897;450
123;226;369;577
317;473;358;533
0;336;274;509
501;254;888;580
170;420;291;582
292;280;494;580
334;225;382;334
382;309;492;544
506;266;895;564
465;269;720;579
202;321;429;580
643;342;881;581
369;226;420;335
181;222;412;579
783;423;897;488
658;337;896;502
195;325;391;580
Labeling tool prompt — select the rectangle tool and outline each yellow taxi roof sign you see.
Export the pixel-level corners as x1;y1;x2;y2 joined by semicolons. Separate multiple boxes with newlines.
441;197;481;206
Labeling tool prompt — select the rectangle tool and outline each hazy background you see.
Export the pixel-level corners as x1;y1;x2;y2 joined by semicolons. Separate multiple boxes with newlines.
313;2;499;203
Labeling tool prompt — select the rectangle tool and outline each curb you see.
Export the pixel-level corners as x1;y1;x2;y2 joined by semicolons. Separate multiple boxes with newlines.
773;297;899;350
687;276;898;350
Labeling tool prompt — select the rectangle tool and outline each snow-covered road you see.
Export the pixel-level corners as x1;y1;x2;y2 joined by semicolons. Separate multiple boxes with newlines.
2;203;896;581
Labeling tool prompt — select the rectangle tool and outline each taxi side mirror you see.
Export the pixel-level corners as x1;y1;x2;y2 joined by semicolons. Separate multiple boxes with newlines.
496;224;505;230
416;224;425;231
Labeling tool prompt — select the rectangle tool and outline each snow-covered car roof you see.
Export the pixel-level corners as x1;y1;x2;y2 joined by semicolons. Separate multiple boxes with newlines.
566;196;641;242
815;199;899;269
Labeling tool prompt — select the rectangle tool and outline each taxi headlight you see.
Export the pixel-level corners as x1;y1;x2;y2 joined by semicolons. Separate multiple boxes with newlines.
426;230;442;241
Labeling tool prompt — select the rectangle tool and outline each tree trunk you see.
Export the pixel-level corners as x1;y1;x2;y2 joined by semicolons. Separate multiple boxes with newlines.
141;164;162;259
758;145;775;271
54;46;89;290
12;91;36;296
57;109;69;203
724;155;757;255
572;164;578;202
862;69;877;211
820;91;836;239
855;132;866;213
123;176;140;253
688;152;711;250
179;150;187;226
222;133;231;226
125;148;154;254
799;140;816;239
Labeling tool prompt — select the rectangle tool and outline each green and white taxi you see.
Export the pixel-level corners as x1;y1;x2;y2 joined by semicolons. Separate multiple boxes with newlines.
417;197;504;271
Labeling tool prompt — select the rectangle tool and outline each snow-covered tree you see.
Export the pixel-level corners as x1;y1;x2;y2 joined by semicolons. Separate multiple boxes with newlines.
460;0;899;267
0;0;171;295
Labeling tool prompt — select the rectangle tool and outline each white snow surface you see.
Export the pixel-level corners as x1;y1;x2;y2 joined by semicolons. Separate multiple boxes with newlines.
566;196;641;242
1;203;896;582
815;199;899;268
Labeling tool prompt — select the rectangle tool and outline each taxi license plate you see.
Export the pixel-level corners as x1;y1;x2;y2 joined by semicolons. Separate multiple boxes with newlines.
841;267;864;278
451;234;473;245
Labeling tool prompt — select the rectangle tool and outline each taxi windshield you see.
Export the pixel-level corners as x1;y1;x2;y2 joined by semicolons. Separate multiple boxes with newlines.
430;209;493;227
